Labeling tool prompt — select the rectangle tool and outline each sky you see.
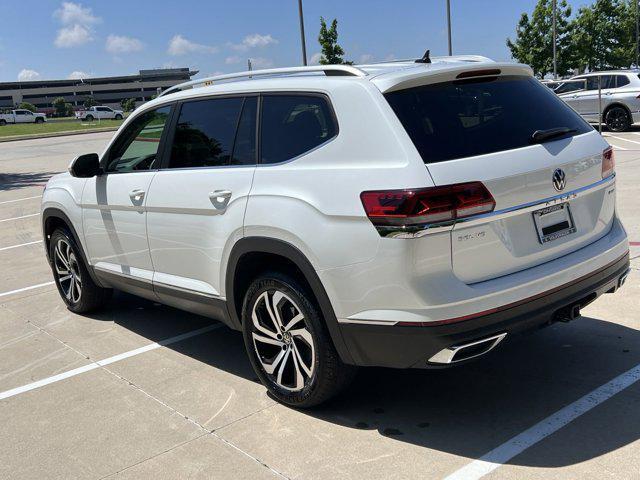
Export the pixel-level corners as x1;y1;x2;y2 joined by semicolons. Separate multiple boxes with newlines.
0;0;596;82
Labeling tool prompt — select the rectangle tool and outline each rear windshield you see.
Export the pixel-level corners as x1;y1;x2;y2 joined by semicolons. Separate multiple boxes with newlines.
385;75;592;164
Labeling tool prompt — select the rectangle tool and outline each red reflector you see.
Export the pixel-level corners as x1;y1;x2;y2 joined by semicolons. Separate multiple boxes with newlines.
360;182;495;227
602;146;615;178
455;69;501;79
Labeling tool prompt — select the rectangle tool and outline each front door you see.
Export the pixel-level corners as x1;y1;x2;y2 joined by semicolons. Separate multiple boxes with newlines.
82;104;173;291
145;95;257;303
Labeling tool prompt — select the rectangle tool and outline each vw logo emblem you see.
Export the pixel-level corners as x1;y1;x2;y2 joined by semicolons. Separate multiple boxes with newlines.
552;168;566;191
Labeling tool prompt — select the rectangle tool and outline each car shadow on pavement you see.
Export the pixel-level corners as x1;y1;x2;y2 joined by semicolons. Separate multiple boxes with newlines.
0;172;56;191
86;291;640;469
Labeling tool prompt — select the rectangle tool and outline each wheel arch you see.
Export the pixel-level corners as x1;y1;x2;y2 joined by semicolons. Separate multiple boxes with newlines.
226;237;354;364
42;208;105;287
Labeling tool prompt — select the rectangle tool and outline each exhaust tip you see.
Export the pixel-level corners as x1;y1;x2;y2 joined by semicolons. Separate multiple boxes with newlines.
428;332;507;365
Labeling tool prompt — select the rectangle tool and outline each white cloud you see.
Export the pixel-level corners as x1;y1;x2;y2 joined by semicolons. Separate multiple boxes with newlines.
18;69;41;81
106;35;143;54
54;2;100;25
358;54;374;64
55;24;92;47
53;2;99;48
68;70;88;79
309;52;322;65
249;57;273;69
230;33;277;51
225;55;242;64
168;34;217;55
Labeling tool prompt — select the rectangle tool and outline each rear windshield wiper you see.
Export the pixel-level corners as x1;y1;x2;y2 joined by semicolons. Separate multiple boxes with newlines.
530;127;577;144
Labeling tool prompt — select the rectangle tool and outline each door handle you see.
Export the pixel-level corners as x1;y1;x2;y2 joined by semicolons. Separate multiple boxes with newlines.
129;189;145;203
209;190;232;210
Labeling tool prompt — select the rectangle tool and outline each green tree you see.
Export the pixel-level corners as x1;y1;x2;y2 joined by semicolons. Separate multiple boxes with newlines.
120;98;136;112
52;97;68;117
506;0;574;77
318;17;350;65
571;0;632;72
83;96;97;108
18;102;36;112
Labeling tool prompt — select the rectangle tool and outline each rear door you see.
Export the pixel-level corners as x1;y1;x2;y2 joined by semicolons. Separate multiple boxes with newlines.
145;94;257;301
579;75;614;122
385;74;615;283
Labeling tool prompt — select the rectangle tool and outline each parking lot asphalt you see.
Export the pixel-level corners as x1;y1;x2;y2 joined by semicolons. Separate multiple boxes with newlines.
0;130;639;479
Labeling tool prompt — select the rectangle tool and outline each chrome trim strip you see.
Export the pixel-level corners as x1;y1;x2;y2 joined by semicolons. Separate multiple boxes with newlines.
428;332;507;364
375;175;615;238
153;281;223;300
93;266;224;301
455;174;615;229
94;265;152;283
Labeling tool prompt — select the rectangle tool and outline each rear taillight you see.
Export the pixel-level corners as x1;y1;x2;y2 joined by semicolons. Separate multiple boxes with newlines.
602;146;615;178
360;182;495;235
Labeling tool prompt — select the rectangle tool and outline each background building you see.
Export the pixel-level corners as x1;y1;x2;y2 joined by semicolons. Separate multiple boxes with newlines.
0;68;197;114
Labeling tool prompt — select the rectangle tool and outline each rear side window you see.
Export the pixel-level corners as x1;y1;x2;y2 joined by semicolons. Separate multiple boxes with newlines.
616;75;630;88
385;76;592;164
169;97;243;169
260;95;337;164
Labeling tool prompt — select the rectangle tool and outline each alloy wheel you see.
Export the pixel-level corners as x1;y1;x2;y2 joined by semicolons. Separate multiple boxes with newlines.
607;108;629;132
53;238;82;304
250;290;315;391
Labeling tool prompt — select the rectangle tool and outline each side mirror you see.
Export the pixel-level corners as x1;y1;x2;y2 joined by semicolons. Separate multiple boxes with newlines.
69;153;101;178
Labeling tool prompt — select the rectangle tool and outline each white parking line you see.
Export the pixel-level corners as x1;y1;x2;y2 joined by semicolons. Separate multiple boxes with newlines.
0;323;222;401
608;135;640;146
0;240;42;252
0;281;55;299
444;362;640;480
0;195;41;205
0;213;39;223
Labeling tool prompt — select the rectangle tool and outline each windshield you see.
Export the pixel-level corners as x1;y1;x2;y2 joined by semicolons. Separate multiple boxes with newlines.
385;75;592;164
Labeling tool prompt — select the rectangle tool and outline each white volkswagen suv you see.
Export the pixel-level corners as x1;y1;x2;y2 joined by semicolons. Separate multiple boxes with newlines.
42;55;630;407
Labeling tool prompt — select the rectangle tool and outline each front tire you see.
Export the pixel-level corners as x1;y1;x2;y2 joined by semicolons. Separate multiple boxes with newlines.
0;119;6;126
49;229;112;313
85;115;94;122
242;272;356;408
606;106;631;132
115;114;123;120
35;117;44;124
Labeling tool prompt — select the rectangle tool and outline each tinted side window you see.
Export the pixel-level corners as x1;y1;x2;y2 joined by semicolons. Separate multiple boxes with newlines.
261;95;337;164
616;75;630;88
586;75;613;90
169;97;243;169
231;97;257;165
106;105;171;173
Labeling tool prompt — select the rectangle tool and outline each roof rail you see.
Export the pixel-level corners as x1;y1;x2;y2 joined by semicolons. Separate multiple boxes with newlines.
159;65;367;97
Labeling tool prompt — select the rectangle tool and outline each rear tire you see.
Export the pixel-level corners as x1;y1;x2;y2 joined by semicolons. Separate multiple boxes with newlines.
49;228;112;313
242;272;356;408
0;119;6;126
605;106;631;132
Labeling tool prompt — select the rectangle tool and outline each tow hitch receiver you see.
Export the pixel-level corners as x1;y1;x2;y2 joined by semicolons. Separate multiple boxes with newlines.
554;303;582;323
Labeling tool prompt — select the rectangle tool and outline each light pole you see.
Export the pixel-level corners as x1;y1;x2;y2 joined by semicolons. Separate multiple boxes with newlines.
552;0;557;80
298;0;308;66
446;0;452;56
636;0;639;67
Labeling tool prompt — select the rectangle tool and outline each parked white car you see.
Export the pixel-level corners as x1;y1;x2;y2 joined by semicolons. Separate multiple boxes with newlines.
555;70;640;132
42;56;630;407
75;106;124;121
0;109;47;125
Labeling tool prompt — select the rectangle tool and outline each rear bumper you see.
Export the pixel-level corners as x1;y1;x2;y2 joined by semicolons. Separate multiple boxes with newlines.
339;252;630;368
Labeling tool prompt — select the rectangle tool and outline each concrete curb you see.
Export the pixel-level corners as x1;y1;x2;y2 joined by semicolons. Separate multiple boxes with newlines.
0;127;119;143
